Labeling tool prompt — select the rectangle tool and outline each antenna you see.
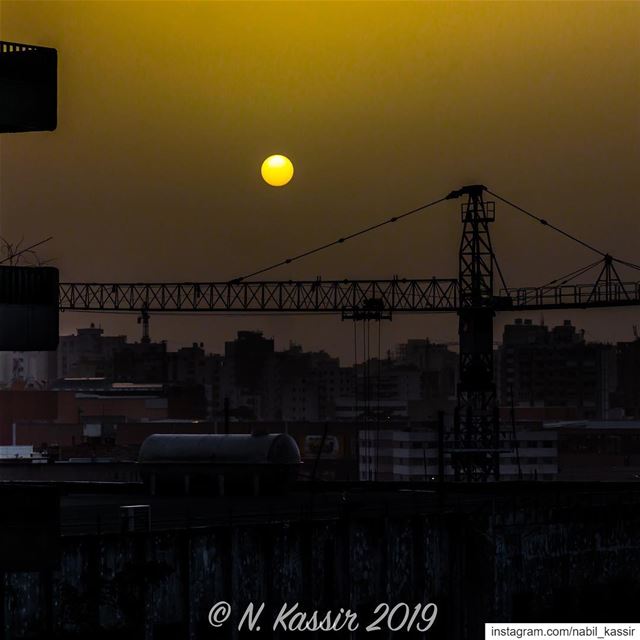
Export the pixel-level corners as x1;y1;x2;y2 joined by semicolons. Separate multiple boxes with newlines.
0;235;53;265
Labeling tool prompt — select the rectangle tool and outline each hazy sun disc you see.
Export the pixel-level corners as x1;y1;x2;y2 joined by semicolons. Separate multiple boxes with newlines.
261;154;294;187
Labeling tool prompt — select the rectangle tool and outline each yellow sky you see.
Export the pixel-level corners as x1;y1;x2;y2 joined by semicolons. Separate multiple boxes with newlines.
1;1;639;356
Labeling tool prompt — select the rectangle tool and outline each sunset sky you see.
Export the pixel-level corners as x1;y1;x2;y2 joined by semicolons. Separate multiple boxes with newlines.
1;1;639;360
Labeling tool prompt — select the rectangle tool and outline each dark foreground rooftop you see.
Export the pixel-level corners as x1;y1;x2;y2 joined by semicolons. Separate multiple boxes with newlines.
1;479;638;537
2;479;640;638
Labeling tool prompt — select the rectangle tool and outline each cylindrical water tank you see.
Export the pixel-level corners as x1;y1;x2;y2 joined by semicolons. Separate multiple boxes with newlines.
138;433;301;496
139;433;301;465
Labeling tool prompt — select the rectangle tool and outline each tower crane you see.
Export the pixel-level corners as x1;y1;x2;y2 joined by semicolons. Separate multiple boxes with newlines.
55;185;640;481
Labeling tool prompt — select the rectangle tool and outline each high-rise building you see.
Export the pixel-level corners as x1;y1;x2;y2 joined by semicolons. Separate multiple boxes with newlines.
358;422;557;481
57;324;126;379
395;339;458;418
613;337;640;418
498;319;616;419
221;331;275;420
113;341;168;383
168;342;207;386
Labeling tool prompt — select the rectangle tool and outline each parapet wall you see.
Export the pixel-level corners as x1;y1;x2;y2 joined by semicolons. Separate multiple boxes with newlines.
3;485;640;639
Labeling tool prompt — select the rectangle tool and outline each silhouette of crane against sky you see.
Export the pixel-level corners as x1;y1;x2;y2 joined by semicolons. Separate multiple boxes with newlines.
58;184;640;481
4;41;640;481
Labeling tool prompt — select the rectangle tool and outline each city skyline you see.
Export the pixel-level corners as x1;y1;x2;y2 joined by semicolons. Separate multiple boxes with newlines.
1;313;627;364
4;316;637;423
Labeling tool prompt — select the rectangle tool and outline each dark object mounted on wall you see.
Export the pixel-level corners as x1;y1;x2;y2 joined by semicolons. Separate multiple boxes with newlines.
0;485;60;570
0;40;57;133
1;40;59;350
0;266;59;350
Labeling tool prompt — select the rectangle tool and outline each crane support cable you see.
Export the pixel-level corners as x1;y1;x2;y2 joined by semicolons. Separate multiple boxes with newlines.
232;195;449;283
541;258;605;288
486;189;608;258
614;257;640;272
489;189;640;274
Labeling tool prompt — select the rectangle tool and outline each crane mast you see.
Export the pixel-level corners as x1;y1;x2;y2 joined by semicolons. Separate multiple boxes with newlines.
449;185;501;481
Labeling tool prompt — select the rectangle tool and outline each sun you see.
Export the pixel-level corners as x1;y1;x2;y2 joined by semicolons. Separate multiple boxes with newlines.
261;154;294;187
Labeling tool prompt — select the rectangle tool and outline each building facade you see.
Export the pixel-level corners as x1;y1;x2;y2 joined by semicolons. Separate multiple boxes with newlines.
498;319;616;420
